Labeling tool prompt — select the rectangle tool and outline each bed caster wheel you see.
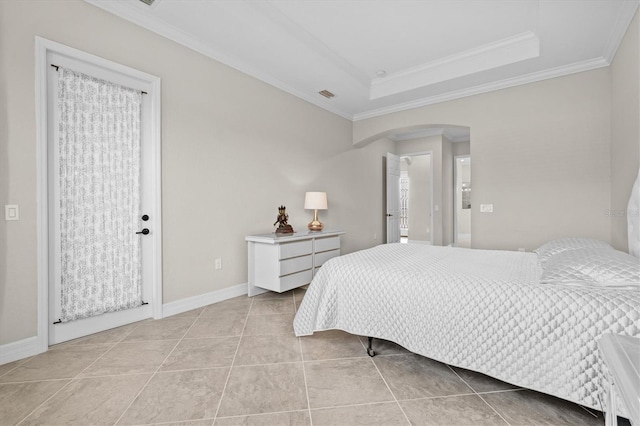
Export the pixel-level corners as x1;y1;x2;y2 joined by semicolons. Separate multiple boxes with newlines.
367;348;376;357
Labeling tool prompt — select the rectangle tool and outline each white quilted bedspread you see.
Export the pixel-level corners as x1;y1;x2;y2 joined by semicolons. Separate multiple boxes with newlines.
293;244;640;411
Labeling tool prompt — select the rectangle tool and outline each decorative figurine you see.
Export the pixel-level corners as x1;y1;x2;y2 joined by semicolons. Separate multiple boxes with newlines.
274;205;294;234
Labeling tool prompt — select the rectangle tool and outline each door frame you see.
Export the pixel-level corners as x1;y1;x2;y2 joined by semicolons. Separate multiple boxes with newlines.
35;37;163;352
386;152;401;243
453;154;471;247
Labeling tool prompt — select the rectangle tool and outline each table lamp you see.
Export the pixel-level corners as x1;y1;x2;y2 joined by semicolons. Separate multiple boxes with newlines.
304;192;327;231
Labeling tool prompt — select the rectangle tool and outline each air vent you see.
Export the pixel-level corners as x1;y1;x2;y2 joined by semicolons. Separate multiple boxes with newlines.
318;90;335;99
138;0;155;5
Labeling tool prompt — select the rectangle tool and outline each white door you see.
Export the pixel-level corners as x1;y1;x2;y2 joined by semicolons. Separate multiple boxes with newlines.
386;152;401;243
46;52;156;345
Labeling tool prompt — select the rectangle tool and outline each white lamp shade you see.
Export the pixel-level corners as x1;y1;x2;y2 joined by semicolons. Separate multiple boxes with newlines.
304;192;328;210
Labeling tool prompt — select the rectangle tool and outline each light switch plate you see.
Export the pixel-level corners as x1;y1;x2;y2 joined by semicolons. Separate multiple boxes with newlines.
5;205;19;221
480;204;494;213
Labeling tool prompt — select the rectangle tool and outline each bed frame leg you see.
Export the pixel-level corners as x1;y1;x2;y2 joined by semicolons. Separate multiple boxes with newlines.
367;336;376;357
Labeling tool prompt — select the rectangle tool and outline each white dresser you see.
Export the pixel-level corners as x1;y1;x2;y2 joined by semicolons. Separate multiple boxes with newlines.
246;230;345;296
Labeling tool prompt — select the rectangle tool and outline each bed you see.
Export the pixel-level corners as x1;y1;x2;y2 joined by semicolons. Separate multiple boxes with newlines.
294;172;640;413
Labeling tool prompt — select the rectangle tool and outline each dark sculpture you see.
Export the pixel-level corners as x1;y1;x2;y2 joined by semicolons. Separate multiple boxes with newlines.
274;205;294;234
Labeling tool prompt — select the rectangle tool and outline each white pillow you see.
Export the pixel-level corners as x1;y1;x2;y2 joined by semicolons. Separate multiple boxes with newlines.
540;248;639;288
534;237;613;267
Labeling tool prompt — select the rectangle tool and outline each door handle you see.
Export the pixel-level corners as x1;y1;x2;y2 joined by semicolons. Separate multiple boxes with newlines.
386;214;393;217
136;228;150;235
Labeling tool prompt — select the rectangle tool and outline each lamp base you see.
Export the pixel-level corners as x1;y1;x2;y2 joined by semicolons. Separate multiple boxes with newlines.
307;220;324;232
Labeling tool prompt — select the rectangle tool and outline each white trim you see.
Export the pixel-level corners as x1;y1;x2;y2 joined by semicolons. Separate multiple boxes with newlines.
34;37;163;352
354;57;610;121
244;0;370;89
84;0;634;123
83;0;353;121
35;38;50;357
0;337;42;365
454;155;472;248
162;283;248;318
0;283;247;365
370;31;540;100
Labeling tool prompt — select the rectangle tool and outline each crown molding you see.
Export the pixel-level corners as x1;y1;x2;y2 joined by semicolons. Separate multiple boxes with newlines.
370;31;540;100
244;1;370;89
84;0;632;124
83;0;354;121
354;57;610;121
603;0;639;64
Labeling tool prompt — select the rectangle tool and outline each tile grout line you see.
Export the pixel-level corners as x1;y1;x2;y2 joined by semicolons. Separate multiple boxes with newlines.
74;323;140;376
14;378;74;426
365;351;412;425
211;295;255;421
292;390;531;414
0;357;33;379
113;310;206;426
14;327;136;426
294;288;314;425
140;417;215;425
447;365;512;426
215;408;307;421
476;393;513;426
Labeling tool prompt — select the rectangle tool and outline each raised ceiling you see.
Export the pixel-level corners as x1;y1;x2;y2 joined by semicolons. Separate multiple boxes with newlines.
86;0;638;121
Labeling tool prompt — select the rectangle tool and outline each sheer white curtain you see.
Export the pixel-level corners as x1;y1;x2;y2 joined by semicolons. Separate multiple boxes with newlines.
57;67;143;322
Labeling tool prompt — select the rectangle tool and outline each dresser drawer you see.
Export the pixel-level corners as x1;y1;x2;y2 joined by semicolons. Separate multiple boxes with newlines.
278;269;312;292
279;240;312;259
315;248;340;268
315;236;340;252
280;254;312;276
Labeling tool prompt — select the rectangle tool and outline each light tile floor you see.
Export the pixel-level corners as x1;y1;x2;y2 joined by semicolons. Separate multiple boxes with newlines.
0;289;624;425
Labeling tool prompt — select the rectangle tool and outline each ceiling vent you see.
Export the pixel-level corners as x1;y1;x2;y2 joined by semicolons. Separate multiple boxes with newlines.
318;90;335;99
138;0;155;5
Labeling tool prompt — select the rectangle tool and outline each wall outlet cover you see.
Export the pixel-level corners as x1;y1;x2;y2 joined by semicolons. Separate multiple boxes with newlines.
5;205;19;221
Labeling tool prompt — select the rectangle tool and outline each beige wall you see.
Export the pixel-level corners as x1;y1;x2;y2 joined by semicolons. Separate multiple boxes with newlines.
0;0;393;346
355;68;612;251
610;10;640;252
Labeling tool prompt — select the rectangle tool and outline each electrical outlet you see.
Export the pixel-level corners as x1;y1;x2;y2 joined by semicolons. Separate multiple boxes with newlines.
373;233;377;240
215;258;222;270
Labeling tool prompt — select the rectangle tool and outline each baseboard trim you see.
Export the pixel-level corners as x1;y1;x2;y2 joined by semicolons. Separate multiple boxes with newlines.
0;284;249;366
162;283;248;318
0;336;45;365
